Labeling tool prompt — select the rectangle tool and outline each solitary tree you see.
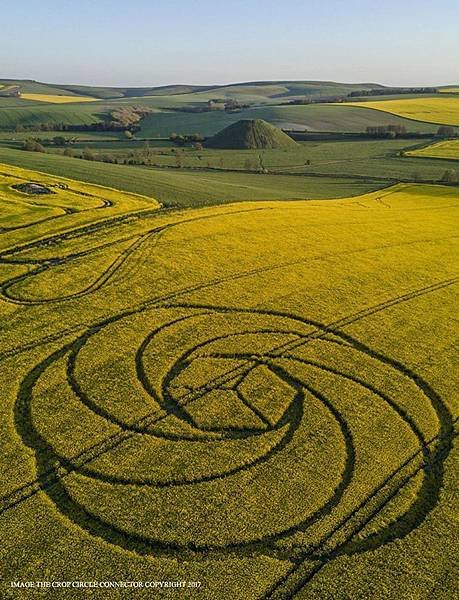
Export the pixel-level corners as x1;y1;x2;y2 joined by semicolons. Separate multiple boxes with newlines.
82;147;95;161
441;169;458;183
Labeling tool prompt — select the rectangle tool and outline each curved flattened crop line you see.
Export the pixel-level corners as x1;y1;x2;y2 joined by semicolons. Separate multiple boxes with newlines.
1;287;455;561
1;259;456;362
0;204;274;305
263;422;458;600
148;305;455;558
0;264;47;302
162;342;356;536
0;210;69;234
61;374;352;556
171;274;459;358
67;311;215;435
4;321;317;557
0;205;160;260
73;392;300;489
16;374;351;559
318;329;455;545
139;334;210;433
67;316;272;447
6;305;354;557
262;359;455;597
0;202;269;261
275;355;430;458
136;325;297;440
73;357;352;551
4;297;451;505
0;192;108;239
0;228;164;305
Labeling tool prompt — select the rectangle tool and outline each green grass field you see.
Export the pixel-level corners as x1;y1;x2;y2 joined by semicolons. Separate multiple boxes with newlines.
3;137;457;191
0;96;440;135
0;163;457;598
47;138;454;182
0;148;384;207
138;104;439;137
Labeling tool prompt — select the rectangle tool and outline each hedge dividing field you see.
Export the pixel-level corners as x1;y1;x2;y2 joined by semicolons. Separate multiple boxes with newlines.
0;163;457;598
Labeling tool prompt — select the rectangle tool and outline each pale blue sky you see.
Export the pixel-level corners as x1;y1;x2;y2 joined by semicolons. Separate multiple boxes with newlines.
3;0;458;87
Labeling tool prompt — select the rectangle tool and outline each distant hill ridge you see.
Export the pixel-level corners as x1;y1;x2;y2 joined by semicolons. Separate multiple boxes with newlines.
0;78;387;101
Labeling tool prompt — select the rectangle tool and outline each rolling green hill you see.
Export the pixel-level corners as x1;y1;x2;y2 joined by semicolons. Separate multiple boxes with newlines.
138;104;439;137
205;119;297;149
0;78;385;103
0;79;446;135
0;99;440;135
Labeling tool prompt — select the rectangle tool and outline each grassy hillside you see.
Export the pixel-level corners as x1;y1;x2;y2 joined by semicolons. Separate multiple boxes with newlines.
0;148;383;207
205;119;297;149
0;79;84;96
0;165;457;599
0;103;105;129
346;97;459;126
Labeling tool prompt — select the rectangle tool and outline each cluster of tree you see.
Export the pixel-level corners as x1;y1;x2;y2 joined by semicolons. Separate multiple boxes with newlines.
167;99;250;114
222;99;250;111
286;96;343;105
122;141;162;166
62;147;118;163
436;126;457;137
21;138;46;153
17;122;130;133
15;106;151;135
348;87;438;97
107;106;152;129
21;135;70;149
166;106;211;114
169;132;205;146
16;123;69;132
365;125;408;138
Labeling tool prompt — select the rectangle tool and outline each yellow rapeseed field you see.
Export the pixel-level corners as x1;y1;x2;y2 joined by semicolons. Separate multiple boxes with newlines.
346;96;459;126
0;164;457;599
21;93;99;103
407;139;459;160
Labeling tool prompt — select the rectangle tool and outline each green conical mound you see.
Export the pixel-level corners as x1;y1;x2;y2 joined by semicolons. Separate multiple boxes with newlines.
205;119;297;149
